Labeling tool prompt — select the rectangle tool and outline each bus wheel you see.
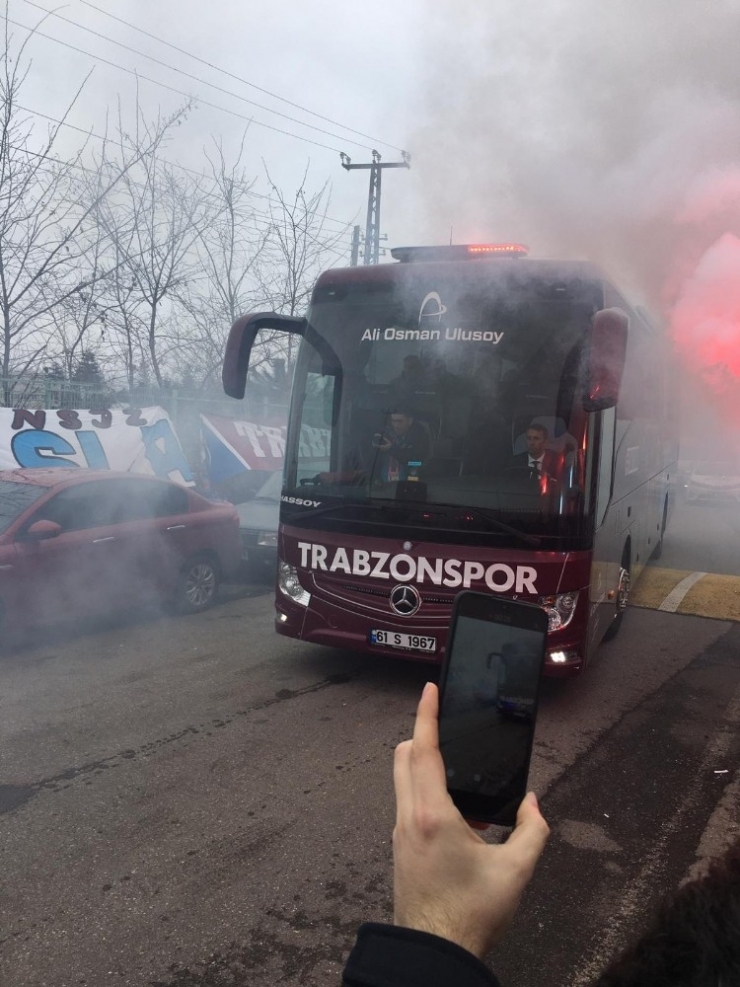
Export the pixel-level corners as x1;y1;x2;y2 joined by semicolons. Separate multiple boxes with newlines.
603;551;630;642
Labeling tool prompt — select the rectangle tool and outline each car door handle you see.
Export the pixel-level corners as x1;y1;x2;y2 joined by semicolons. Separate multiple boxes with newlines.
93;536;116;543
0;564;13;570
166;524;187;531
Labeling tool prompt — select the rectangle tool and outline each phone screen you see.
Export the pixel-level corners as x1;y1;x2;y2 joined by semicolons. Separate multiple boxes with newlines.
438;594;547;826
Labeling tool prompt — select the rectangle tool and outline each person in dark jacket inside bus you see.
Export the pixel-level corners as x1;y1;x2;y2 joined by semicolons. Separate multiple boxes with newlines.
372;408;432;482
342;683;740;987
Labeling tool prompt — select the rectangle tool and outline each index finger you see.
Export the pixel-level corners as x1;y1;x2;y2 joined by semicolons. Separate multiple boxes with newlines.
412;681;440;750
409;682;451;801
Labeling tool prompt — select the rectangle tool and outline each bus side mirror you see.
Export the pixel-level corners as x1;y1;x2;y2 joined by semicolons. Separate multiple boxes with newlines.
583;308;629;412
222;312;307;399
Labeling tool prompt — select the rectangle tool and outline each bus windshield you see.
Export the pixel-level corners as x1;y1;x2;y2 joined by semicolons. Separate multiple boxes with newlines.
284;270;603;542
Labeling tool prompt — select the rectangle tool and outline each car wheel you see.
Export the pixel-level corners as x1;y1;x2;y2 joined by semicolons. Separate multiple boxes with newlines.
175;555;220;614
603;548;630;642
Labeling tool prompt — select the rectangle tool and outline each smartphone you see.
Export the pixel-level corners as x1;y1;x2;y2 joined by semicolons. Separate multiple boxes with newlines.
438;591;548;827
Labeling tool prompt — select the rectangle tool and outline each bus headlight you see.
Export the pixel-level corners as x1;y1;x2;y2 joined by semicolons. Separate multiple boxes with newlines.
538;591;579;632
278;561;311;607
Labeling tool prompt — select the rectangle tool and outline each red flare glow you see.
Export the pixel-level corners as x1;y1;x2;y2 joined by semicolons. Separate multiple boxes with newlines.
670;233;740;392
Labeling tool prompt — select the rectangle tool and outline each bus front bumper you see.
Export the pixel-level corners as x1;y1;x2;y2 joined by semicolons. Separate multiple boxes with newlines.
274;598;585;676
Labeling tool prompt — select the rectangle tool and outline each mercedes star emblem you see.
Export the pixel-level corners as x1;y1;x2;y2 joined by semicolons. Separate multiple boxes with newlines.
390;584;421;617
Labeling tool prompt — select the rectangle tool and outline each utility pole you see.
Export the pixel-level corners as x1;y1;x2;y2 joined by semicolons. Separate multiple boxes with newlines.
340;149;411;265
350;225;361;266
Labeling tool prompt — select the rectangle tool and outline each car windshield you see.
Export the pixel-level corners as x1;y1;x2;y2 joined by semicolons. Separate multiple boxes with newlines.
0;479;46;533
283;269;601;537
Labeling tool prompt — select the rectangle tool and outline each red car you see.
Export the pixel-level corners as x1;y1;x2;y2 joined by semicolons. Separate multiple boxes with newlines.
0;469;241;635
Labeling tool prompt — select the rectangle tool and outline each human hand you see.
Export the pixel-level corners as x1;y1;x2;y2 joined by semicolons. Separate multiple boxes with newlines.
372;433;392;451
392;682;549;959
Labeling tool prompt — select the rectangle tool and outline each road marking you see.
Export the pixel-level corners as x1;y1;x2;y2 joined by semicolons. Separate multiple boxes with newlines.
682;769;740;885
658;571;707;612
631;567;740;622
569;678;740;986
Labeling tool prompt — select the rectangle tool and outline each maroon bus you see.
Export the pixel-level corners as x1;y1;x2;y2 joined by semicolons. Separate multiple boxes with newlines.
223;244;678;676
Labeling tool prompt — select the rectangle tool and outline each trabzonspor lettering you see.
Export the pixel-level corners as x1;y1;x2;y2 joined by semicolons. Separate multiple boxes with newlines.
296;542;538;593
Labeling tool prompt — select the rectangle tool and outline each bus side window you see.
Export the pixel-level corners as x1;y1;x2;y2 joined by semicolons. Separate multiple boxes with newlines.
595;407;616;528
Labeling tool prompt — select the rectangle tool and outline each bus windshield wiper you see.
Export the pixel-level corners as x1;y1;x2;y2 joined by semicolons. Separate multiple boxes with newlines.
281;500;385;524
439;504;542;547
282;498;541;546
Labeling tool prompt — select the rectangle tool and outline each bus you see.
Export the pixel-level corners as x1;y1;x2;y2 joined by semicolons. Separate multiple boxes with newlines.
222;243;678;676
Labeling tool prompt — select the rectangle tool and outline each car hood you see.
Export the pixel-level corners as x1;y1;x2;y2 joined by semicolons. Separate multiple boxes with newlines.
236;498;280;532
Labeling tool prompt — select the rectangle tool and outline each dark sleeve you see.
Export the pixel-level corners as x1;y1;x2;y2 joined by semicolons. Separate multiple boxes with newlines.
407;423;432;460
342;923;502;987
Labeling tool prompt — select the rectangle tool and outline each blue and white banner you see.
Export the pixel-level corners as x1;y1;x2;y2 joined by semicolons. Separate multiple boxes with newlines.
0;406;193;485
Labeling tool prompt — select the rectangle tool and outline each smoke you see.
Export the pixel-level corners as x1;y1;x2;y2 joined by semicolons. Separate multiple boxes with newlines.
671;231;740;393
412;0;740;410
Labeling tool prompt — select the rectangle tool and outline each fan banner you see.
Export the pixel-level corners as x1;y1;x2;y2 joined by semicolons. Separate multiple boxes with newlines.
0;406;193;485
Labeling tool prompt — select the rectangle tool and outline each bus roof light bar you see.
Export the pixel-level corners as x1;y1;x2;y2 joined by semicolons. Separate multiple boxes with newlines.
391;244;529;263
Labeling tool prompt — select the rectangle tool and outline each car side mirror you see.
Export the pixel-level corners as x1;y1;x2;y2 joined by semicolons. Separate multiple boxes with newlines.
25;519;62;541
583;308;629;412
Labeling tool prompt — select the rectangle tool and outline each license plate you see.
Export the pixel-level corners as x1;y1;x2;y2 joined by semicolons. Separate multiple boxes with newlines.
370;630;436;653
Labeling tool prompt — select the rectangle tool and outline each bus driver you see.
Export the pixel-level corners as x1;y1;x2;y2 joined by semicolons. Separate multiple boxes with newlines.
372;409;432;482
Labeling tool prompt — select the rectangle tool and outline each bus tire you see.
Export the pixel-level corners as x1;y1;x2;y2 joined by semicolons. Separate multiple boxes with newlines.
603;545;631;642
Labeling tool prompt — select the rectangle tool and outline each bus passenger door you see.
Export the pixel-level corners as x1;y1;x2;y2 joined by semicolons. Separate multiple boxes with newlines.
588;407;618;655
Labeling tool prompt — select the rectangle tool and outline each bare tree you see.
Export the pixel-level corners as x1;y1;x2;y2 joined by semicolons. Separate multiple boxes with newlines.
42;231;119;382
0;10;176;400
94;102;216;388
261;163;350;318
257;163;351;373
173;134;269;389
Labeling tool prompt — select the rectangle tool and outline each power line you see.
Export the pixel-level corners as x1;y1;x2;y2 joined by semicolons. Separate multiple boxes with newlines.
9;145;356;254
77;0;406;155
8;16;351;154
14;103;357;233
20;0;387;154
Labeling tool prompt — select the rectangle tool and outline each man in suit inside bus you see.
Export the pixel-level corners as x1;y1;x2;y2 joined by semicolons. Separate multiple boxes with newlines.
507;422;558;478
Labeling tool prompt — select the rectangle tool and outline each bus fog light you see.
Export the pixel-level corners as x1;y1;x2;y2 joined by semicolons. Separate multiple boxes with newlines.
276;609;289;623
549;649;580;664
278;561;311;607
538;591;579;632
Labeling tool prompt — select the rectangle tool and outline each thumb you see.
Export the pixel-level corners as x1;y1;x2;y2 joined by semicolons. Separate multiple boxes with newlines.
505;792;550;869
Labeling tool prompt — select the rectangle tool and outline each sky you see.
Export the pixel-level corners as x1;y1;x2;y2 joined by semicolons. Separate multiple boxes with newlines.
9;0;423;264
10;0;740;369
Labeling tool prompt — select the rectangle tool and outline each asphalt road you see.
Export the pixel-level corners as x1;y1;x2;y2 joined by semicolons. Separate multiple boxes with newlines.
2;498;740;987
